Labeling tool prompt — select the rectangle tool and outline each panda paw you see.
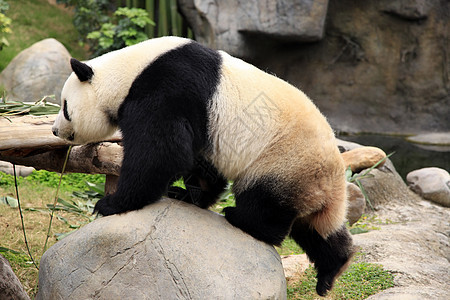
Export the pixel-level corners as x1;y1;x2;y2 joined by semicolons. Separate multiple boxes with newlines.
316;273;333;297
94;195;124;216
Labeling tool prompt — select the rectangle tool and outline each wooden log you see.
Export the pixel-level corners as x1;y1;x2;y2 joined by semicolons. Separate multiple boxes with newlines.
0;115;68;150
0;142;123;176
0;115;121;151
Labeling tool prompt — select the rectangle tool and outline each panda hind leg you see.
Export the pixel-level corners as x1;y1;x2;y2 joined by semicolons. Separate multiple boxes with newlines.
289;218;356;296
223;179;297;246
168;157;228;209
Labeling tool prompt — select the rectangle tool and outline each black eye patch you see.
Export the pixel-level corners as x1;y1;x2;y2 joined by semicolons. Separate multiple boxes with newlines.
63;99;71;121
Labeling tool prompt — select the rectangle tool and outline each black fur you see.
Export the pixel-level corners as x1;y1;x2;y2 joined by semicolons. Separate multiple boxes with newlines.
289;221;355;296
224;178;298;246
70;58;93;82
63;100;71;121
168;156;228;209
94;41;223;215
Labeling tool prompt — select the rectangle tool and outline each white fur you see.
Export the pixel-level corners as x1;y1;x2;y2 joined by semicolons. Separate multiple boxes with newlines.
207;51;347;236
52;37;190;144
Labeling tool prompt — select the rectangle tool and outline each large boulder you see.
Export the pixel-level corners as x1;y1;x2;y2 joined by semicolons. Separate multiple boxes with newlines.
178;0;329;57
36;199;287;299
0;38;71;104
0;254;30;300
406;167;450;207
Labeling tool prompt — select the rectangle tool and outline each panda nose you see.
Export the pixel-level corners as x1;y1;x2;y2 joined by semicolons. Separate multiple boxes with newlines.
52;128;59;137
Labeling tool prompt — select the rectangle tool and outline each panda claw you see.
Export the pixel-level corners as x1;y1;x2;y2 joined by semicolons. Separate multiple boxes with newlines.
316;275;333;297
94;195;122;216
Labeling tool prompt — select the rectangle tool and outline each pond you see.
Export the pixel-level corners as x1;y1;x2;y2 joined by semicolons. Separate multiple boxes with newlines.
338;134;450;180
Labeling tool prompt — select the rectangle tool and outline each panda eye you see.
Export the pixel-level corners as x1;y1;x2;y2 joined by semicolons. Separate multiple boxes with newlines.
63;99;71;121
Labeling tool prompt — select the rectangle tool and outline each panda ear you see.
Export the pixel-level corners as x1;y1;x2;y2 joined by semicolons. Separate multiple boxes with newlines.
70;58;94;82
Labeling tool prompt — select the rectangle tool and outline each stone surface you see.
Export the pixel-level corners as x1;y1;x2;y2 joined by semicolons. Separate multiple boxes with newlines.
346;182;365;225
179;0;449;135
281;254;310;283
341;146;387;173
382;0;432;20
359;159;421;211
0;254;30;300
178;0;329;57
354;200;450;299
0;38;71;104
36;198;287;300
406;167;450;207
0;161;35;177
406;132;450;146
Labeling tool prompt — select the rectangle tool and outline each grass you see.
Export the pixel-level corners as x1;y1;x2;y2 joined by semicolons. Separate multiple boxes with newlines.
0;0;88;71
287;261;394;300
0;170;104;296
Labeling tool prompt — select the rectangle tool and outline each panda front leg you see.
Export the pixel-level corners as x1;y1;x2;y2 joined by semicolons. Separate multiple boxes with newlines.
223;178;297;246
94;118;197;216
289;219;355;296
168;156;228;209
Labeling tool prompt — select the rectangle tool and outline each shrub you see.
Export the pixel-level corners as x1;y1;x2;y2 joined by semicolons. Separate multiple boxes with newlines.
57;0;110;46
87;7;154;57
0;0;11;51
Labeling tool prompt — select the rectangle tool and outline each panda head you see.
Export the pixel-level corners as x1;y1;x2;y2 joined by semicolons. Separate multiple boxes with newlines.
52;58;118;144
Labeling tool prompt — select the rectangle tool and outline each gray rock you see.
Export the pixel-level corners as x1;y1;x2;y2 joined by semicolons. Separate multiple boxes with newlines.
406;132;450;148
0;38;71;104
37;199;287;300
406;167;450;207
346;182;365;225
354;200;450;299
0;254;30;300
337;138;422;211
178;0;329;57
281;254;310;282
382;0;431;20
359;159;422;211
0;161;35;177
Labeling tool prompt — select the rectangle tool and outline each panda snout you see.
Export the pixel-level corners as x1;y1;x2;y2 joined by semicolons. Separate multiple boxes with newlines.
52;128;59;137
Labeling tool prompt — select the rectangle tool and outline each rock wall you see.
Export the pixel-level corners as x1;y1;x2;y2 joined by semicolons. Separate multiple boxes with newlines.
179;0;449;135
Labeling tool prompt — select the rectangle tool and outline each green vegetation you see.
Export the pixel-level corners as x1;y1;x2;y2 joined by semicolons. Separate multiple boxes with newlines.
0;96;60;120
0;0;88;71
0;169;105;192
346;152;394;210
87;7;154;57
288;262;394;300
56;0;110;45
0;0;11;51
0;169;105;295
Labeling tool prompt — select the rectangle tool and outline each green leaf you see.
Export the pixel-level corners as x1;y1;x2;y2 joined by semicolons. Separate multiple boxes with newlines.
86;181;105;195
349;227;369;235
345;166;353;182
87;31;101;39
0;247;21;254
0;195;18;208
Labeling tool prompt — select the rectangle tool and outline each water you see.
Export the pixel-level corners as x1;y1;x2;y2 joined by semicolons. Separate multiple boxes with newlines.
338;134;450;180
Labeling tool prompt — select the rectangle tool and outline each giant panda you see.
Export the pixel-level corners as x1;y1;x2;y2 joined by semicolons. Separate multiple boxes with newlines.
52;36;355;296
